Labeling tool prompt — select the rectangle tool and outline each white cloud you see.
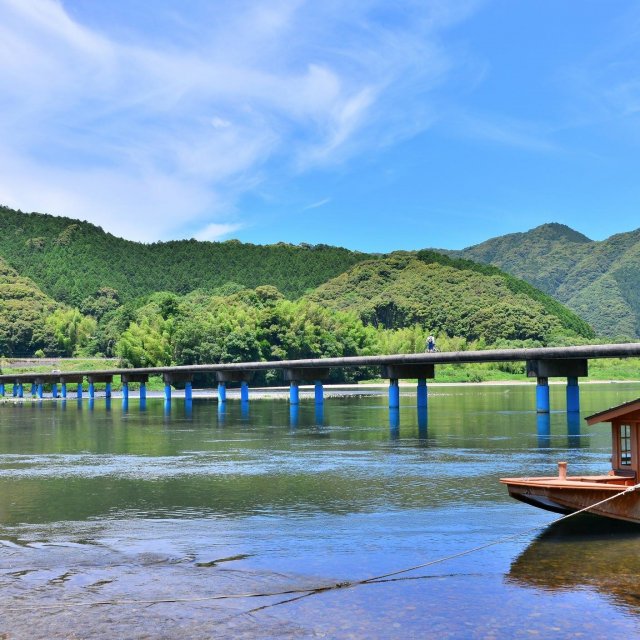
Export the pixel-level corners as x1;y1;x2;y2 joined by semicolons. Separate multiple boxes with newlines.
194;222;244;242
446;111;561;153
0;0;478;241
302;197;331;211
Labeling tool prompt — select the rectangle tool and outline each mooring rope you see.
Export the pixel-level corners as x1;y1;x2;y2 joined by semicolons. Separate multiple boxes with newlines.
4;481;640;613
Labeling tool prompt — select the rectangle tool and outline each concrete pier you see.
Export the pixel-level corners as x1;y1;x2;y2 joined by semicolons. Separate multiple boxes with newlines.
536;377;550;414
382;364;435;411
527;359;587;414
283;368;329;407
389;379;400;409
566;376;580;413
241;381;249;403
121;373;149;405
217;382;227;403
289;381;299;405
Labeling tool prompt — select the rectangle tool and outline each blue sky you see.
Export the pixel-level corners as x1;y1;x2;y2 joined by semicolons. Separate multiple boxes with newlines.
1;0;639;251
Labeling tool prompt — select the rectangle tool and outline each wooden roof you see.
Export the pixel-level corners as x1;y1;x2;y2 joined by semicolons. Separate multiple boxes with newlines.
586;398;640;425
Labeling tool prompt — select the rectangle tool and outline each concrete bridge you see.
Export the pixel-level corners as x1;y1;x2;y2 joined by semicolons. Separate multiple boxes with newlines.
1;342;640;414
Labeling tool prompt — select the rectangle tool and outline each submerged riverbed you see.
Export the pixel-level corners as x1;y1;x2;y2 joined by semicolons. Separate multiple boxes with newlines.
1;382;640;638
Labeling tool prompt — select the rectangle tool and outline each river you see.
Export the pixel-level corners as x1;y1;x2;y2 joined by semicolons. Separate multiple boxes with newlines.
1;382;640;638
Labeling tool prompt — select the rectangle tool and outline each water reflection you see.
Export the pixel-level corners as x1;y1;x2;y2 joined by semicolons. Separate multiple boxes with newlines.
289;404;299;429
567;412;581;448
314;403;324;426
508;515;640;614
417;406;428;438
389;407;400;439
536;413;551;448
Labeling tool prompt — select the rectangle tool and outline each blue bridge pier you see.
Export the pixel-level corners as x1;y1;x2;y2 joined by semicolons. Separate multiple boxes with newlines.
87;374;113;401
382;364;435;410
162;372;194;406
283;367;330;405
526;358;588;414
121;373;149;409
59;375;83;401
215;371;255;405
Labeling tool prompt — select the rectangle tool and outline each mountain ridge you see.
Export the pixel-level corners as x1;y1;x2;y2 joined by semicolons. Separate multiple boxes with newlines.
453;223;640;338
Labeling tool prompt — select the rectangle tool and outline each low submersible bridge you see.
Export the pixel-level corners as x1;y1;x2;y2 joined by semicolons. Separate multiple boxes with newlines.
2;343;640;415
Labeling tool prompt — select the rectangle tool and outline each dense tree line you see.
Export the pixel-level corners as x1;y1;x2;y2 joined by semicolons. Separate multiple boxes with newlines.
0;206;599;367
0;206;368;305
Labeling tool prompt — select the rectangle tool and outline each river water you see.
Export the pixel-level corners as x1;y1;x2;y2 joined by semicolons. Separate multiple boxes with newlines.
1;382;640;639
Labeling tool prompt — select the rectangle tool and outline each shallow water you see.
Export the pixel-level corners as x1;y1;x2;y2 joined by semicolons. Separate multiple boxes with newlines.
1;382;640;638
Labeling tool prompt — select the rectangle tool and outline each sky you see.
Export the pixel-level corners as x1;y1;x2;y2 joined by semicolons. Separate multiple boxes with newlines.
1;0;640;251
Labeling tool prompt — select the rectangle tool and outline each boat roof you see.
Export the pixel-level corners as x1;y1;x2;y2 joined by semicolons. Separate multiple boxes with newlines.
586;398;640;425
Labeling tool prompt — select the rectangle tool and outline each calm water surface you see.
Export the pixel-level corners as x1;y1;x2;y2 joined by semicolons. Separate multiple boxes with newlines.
1;383;640;638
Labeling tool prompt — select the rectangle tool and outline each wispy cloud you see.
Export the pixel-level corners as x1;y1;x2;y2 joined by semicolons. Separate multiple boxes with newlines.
301;197;331;211
0;0;480;241
194;222;244;242
446;111;561;153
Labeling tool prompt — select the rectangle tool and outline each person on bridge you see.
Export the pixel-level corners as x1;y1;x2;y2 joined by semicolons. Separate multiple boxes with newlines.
426;335;436;352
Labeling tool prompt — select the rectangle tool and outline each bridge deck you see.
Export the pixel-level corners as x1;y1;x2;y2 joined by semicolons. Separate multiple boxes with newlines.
1;343;640;383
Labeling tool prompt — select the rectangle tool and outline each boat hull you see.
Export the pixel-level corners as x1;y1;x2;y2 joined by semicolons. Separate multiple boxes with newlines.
501;479;640;524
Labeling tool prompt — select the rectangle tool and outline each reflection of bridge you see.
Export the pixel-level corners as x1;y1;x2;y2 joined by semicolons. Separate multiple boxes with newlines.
1;343;640;414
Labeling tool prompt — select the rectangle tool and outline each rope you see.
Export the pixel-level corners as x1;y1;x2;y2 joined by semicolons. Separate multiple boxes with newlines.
4;481;640;613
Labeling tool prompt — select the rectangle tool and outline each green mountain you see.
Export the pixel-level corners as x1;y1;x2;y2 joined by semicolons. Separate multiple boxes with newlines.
307;251;594;343
0;257;58;356
453;223;640;338
0;205;369;305
0;206;598;362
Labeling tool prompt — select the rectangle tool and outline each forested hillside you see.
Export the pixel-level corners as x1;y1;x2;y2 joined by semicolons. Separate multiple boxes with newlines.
0;206;369;304
0;206;599;366
307;252;594;344
453;223;640;338
0;257;95;357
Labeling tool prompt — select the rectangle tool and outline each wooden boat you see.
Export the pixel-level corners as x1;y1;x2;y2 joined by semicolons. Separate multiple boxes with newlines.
500;399;640;524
